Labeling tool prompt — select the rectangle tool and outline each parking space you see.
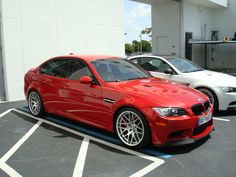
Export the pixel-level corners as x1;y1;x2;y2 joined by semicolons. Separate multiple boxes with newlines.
0;103;165;177
146;116;236;177
0;101;236;177
7;120;83;177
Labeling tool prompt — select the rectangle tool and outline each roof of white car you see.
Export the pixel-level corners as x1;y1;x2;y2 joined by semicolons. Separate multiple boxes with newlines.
128;55;178;60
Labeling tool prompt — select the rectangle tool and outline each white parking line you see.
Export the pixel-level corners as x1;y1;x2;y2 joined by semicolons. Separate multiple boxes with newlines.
13;109;163;163
73;138;90;177
0;109;165;177
130;161;163;177
0;162;22;177
0;100;24;104
213;117;230;122
0;115;42;177
0;120;43;163
0;109;14;118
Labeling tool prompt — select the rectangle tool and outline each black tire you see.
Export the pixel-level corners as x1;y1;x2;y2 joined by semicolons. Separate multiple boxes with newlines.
197;87;219;112
115;107;151;148
28;91;45;117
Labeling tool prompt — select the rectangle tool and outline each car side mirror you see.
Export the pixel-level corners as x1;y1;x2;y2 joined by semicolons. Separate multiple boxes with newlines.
164;68;174;75
79;76;93;84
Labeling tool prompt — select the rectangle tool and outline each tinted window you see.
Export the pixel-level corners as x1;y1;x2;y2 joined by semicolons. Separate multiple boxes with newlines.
137;57;170;73
92;59;150;82
131;58;141;65
40;59;68;78
67;59;92;80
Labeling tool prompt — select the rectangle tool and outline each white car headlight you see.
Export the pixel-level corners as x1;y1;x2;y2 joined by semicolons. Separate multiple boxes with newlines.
219;86;236;93
153;107;187;117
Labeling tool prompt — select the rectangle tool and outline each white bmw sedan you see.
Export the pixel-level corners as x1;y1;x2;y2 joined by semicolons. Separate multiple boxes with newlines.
129;55;236;112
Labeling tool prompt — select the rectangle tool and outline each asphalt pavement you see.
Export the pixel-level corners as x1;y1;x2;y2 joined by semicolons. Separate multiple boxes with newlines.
0;101;235;177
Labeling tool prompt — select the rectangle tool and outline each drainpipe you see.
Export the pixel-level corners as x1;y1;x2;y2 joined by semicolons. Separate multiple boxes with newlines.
173;0;184;57
179;0;184;58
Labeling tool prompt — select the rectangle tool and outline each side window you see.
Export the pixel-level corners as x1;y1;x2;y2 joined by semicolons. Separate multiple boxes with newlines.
139;58;160;71
39;59;68;78
158;61;170;73
131;58;141;65
140;58;170;73
67;59;92;80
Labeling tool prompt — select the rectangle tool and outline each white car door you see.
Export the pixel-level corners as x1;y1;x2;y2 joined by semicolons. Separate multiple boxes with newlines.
151;71;188;85
132;57;184;82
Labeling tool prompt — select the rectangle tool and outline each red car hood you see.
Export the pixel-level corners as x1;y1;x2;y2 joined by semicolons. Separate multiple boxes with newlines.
109;78;208;108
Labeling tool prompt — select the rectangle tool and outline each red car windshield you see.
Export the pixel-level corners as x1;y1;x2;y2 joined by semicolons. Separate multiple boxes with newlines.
91;59;150;82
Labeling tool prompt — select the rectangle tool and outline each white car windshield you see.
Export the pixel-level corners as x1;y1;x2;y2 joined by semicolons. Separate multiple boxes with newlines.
167;58;204;73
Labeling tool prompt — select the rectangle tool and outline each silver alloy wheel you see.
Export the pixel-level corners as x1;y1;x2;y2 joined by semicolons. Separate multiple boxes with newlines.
198;88;215;106
28;92;41;116
116;111;145;147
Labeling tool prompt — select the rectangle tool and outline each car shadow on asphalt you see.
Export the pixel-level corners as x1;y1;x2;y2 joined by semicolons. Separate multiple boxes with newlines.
43;112;213;157
151;135;211;155
17;107;213;157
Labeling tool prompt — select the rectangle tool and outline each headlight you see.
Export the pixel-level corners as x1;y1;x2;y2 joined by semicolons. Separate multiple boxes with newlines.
153;107;187;117
219;86;236;93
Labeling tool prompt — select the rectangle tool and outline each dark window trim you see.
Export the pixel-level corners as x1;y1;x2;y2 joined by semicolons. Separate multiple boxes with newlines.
39;57;100;85
131;57;178;75
154;57;178;75
39;58;69;78
68;58;100;85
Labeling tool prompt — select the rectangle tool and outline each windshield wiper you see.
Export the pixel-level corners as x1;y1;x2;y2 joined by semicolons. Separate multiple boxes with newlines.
138;76;150;79
127;76;150;80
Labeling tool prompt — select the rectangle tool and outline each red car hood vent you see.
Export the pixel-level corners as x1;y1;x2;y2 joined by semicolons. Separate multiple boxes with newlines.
143;84;152;87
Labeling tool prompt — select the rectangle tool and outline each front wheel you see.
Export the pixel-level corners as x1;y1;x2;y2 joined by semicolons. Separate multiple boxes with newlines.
28;91;45;117
197;88;218;112
115;108;151;148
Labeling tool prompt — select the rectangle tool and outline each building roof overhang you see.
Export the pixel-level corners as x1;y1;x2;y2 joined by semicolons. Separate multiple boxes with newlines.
131;0;228;8
189;40;236;44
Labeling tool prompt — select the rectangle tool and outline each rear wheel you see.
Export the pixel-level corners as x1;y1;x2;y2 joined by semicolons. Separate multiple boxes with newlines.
28;91;44;117
197;88;218;112
115;108;151;148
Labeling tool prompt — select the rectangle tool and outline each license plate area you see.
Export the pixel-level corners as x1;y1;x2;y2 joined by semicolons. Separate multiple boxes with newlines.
198;113;212;126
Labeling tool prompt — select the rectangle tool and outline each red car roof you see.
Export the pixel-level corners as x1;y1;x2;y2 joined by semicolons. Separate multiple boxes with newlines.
54;54;121;62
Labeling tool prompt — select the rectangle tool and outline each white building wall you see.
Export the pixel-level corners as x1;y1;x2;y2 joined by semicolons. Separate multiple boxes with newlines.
1;0;124;101
183;1;214;66
209;0;236;69
151;1;181;56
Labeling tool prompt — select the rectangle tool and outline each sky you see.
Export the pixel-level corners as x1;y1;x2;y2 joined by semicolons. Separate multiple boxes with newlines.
124;0;151;44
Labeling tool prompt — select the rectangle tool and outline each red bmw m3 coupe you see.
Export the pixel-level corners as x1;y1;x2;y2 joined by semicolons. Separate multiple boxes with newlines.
24;55;213;148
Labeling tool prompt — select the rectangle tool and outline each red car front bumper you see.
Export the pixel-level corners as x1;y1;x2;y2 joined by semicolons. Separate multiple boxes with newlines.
141;107;213;146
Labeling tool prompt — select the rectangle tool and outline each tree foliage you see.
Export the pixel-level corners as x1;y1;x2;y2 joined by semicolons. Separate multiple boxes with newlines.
125;40;151;55
141;40;151;53
125;43;134;55
125;27;152;55
141;27;152;38
132;40;139;53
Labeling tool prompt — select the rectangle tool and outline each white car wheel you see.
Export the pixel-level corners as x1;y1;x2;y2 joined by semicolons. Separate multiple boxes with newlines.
197;88;218;111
